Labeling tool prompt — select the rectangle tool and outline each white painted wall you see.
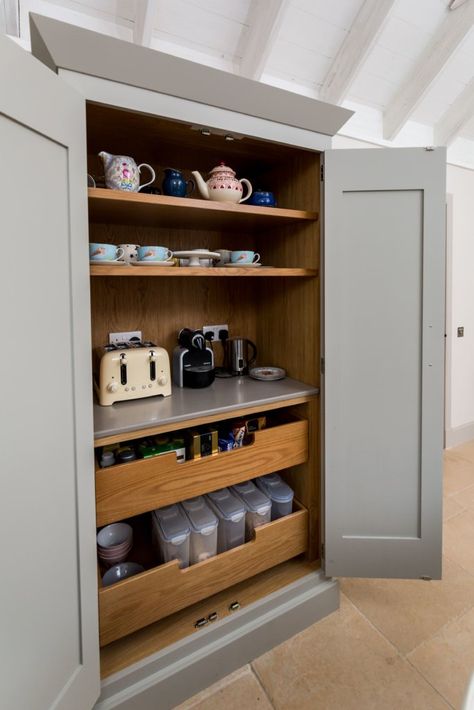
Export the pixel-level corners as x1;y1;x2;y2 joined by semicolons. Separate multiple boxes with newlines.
332;134;474;447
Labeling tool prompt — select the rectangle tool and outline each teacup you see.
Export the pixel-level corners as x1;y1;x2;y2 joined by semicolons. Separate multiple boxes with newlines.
230;250;260;264
137;246;173;262
215;249;231;265
118;244;140;263
90;243;124;262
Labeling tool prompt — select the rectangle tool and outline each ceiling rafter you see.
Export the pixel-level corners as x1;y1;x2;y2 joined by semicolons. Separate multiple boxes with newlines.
383;0;474;140
240;0;290;80
434;78;474;145
319;0;396;105
133;0;157;47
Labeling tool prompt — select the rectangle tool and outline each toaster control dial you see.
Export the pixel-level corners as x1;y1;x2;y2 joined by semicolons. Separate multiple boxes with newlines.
158;374;168;387
107;382;119;393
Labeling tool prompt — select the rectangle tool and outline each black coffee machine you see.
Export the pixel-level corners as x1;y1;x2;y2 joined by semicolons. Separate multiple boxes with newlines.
172;328;215;388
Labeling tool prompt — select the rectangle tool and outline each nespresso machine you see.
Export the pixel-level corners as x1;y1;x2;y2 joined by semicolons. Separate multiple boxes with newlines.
172;328;215;388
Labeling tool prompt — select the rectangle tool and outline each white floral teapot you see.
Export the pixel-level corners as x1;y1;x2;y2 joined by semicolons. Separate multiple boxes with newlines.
192;162;252;204
99;151;156;192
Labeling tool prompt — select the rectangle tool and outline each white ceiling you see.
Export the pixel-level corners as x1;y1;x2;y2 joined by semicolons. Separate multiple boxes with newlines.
4;0;474;167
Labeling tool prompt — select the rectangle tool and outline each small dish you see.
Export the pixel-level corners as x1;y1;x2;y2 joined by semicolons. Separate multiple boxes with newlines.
102;562;145;587
249;366;286;381
131;260;175;267
173;250;220;267
97;522;133;549
223;263;262;268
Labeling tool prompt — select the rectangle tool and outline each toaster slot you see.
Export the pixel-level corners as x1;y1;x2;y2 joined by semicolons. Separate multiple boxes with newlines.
149;351;156;381
120;353;127;385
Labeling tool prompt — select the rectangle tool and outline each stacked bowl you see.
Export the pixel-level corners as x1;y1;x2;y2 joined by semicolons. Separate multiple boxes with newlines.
97;522;133;568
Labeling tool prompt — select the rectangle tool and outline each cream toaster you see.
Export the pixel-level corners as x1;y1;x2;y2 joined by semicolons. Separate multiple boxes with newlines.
95;340;172;406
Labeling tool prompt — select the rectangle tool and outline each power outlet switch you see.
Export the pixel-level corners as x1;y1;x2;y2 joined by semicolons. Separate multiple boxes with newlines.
203;324;229;341
109;331;142;345
458;326;464;338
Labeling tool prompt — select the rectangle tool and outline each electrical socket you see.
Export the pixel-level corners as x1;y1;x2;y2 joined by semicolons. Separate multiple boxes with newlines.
203;324;229;342
109;330;142;345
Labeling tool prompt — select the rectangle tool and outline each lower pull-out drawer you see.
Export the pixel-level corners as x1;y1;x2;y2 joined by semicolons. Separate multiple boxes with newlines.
98;502;308;646
95;417;308;527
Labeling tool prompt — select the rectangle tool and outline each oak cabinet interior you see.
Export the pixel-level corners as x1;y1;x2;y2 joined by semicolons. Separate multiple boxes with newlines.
88;103;322;676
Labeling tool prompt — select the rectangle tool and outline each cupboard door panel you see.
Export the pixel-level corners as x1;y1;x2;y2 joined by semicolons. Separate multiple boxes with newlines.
0;35;99;709
323;147;445;579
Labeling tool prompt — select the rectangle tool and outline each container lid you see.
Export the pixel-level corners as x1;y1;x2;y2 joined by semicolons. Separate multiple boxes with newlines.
255;473;294;504
152;504;190;545
231;481;271;515
180;496;218;535
206;488;245;523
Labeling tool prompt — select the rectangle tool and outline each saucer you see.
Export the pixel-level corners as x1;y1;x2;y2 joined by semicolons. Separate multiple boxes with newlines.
90;259;127;265
131;260;175;267
224;262;262;268
249;366;286;381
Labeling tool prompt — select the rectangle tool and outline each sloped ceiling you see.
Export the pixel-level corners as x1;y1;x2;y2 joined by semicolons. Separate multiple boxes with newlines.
4;0;474;168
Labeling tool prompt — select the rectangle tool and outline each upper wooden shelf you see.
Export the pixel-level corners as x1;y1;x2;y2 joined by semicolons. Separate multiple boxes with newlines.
88;188;318;229
90;265;317;277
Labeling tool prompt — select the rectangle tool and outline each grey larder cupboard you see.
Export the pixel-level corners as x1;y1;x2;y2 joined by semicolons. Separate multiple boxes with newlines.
0;16;445;710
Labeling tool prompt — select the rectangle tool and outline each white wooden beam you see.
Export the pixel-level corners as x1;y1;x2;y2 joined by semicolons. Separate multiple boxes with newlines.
384;0;474;140
133;0;157;47
320;0;396;105
434;78;474;146
240;0;290;80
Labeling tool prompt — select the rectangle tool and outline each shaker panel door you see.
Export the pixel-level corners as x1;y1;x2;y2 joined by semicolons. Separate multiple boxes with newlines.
0;34;99;709
323;147;445;579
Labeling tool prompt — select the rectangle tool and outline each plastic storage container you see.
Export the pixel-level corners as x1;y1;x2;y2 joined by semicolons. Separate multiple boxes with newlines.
151;504;191;568
255;473;294;520
180;496;219;565
206;488;246;553
231;481;271;541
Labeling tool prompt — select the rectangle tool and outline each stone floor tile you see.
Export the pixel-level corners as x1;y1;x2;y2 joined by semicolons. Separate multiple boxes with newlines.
340;557;474;654
444;510;474;576
409;606;474;709
175;666;273;710
252;595;449;710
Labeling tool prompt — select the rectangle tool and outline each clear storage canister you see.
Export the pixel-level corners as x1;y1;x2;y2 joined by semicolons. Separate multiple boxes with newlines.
231;481;271;541
255;473;294;520
206;487;246;553
180;496;218;565
151;504;190;568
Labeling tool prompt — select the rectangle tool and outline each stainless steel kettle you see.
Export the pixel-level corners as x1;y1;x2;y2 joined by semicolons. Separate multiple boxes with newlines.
225;337;257;375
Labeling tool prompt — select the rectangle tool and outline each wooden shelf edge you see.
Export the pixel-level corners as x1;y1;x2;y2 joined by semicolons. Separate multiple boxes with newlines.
90;265;318;277
88;187;319;222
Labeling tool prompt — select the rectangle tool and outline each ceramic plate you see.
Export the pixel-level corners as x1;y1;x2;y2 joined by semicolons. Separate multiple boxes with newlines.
249;366;286;381
131;260;175;267
223;263;262;268
90;259;128;265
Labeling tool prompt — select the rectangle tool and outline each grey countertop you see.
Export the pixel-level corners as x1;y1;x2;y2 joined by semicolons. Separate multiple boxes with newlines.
94;376;319;439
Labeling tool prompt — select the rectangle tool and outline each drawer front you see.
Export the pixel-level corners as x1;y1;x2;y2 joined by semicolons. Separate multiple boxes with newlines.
98;503;308;646
95;418;308;527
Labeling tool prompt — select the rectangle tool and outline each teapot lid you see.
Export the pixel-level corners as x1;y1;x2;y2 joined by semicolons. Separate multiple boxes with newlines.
209;161;235;176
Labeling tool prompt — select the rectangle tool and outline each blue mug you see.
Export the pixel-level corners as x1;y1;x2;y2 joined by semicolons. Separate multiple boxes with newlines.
89;243;124;261
247;190;277;207
137;246;173;262
162;168;195;198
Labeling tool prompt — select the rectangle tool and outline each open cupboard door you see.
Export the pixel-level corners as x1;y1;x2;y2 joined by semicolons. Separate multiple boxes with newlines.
0;35;99;709
323;147;446;580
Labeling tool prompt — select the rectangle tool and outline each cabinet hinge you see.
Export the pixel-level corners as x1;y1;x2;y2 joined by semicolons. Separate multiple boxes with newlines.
320;357;325;374
425;146;435;151
320;164;324;181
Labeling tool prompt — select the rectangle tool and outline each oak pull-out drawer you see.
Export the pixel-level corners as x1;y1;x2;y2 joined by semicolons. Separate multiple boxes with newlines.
95;418;308;527
98;502;308;646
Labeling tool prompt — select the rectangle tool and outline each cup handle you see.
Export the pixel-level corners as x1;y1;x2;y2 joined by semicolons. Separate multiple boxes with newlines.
186;179;195;196
87;174;96;188
137;163;156;191
165;250;173;261
114;247;125;261
239;179;253;203
253;253;261;263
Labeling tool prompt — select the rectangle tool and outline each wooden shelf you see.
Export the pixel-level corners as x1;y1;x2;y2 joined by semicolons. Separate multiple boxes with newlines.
90;264;317;277
88;188;318;229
